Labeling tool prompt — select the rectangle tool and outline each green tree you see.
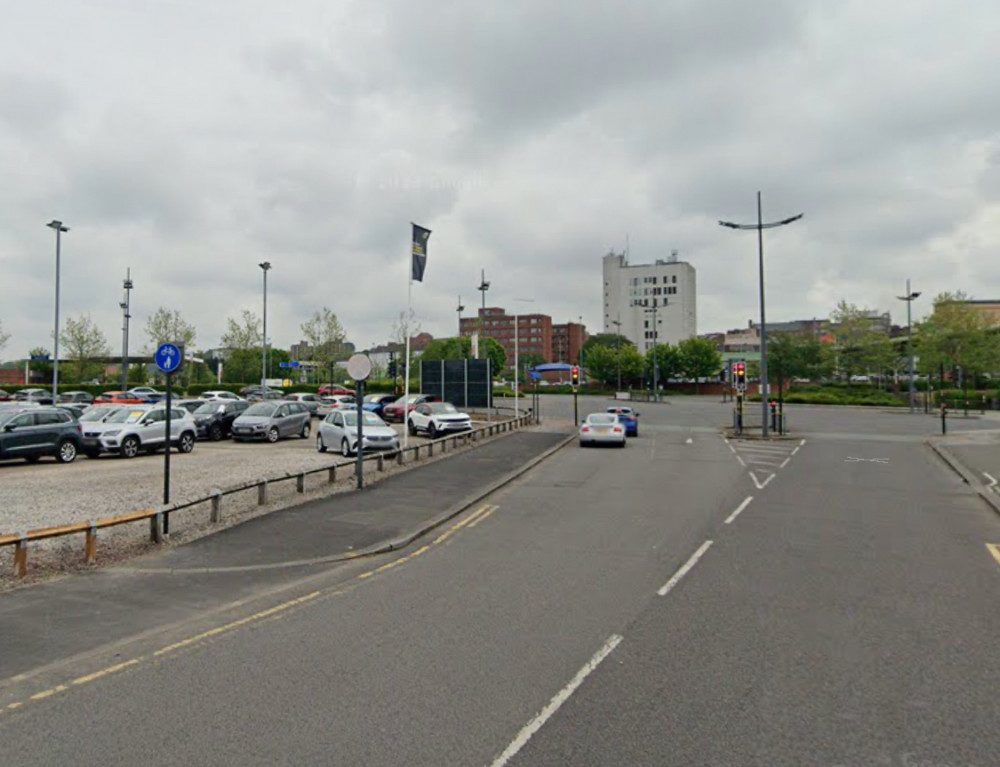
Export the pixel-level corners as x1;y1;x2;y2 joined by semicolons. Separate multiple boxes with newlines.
28;346;52;381
60;314;111;383
145;307;197;351
221;310;263;383
485;337;506;378
830;301;895;382
915;292;1000;386
420;337;471;361
300;307;347;372
582;333;633;359
647;343;681;384
678;337;722;393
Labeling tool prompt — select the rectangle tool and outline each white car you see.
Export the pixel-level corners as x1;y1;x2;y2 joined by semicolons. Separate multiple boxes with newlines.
91;404;197;458
201;390;242;401
407;402;472;439
317;409;399;456
316;395;357;417
579;412;626;448
287;392;323;416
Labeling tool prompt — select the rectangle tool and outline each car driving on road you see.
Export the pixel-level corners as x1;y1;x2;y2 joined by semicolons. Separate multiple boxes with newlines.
407;402;472;438
579;412;626;448
231;401;311;443
606;406;639;437
0;406;82;464
317;409;399;456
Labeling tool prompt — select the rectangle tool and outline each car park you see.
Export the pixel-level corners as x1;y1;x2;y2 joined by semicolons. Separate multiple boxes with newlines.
231;401;311;443
579;412;626;448
317;409;399;456
287;392;324;415
382;394;441;423
59;391;95;405
192;399;251;440
0;406;82;463
200;390;242;401
407;402;472;438
606;406;639;437
88;405;197;458
316;395;357;416
361;393;398;418
95;391;146;405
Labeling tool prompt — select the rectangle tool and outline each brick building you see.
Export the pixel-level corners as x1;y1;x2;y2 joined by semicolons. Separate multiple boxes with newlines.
551;322;588;365
460;307;554;372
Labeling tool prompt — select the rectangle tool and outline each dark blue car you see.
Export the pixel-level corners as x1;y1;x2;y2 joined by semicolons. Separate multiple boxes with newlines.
607;406;639;437
361;393;399;418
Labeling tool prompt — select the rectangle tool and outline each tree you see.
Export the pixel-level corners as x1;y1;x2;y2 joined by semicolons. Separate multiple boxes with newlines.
829;301;894;382
647;343;681;384
517;352;546;385
767;332;832;384
145;307;197;351
915;292;1000;387
485;337;506;379
221;310;263;384
582;333;633;359
60;314;111;383
28;347;52;380
678;337;722;393
300;307;347;372
586;343;645;387
391;309;421;346
420;337;471;361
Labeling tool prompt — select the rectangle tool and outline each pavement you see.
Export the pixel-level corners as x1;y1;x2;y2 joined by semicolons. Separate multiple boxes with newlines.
0;427;572;682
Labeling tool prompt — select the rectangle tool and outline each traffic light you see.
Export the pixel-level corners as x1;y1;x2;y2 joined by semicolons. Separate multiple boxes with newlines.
734;362;746;388
571;366;580;387
388;361;396;378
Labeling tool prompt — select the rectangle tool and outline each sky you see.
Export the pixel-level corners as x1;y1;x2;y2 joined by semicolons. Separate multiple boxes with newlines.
2;0;998;361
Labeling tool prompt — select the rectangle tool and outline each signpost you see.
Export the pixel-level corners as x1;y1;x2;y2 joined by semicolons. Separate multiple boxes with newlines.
346;353;372;490
154;342;183;534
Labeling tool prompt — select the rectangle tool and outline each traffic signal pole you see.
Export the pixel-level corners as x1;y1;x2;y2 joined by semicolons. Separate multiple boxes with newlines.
571;366;579;425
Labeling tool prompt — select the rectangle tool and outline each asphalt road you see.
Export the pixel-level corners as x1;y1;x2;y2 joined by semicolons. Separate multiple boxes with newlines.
1;399;998;765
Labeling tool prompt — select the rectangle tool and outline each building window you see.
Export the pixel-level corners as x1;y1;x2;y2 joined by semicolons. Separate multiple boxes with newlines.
672;275;677;284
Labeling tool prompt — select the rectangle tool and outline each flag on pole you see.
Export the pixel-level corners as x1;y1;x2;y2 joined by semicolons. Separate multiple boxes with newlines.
411;223;431;282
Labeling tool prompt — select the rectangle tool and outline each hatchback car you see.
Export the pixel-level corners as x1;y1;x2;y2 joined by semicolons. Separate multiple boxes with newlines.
90;405;197;458
361;393;398;418
407;402;472;438
317;409;399;456
60;391;95;405
606;406;639;437
192;399;251;440
95;391;146;405
287;392;324;415
231;401;311;442
316;395;357;416
382;394;441;423
0;407;82;463
579;412;626;448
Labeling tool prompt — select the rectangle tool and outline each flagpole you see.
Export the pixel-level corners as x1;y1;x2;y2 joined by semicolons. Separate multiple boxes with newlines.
403;275;412;449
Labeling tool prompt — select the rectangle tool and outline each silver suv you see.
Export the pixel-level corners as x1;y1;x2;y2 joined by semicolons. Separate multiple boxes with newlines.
92;404;197;458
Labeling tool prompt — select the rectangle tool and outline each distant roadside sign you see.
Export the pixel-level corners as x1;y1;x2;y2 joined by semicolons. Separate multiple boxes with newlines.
279;361;301;368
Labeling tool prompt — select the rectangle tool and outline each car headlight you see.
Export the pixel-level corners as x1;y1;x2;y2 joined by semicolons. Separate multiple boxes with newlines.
253;424;265;430
103;430;121;437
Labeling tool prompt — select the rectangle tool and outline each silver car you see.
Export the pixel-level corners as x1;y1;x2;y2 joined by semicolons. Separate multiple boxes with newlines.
287;392;323;416
317;409;399;457
578;412;626;448
231;400;311;443
92;404;197;458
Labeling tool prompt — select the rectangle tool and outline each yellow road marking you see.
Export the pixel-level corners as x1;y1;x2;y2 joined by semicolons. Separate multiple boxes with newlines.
71;658;144;686
987;543;1000;567
466;507;497;529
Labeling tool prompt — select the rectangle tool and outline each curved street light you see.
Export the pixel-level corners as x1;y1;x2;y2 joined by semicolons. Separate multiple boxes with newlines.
896;280;921;412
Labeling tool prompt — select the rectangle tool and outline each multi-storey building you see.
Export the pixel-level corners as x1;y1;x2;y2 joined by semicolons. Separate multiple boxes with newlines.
602;250;696;351
551;322;588;365
460;307;553;372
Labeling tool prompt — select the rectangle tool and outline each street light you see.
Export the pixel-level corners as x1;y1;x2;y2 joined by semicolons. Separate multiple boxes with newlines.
896;280;921;412
719;192;803;438
611;318;623;391
259;262;271;387
457;295;465;330
642;301;662;400
512;298;534;417
477;270;490;360
46;220;69;401
120;268;133;391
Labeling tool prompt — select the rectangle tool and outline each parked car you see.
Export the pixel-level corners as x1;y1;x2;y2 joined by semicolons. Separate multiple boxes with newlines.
0;406;82;463
231;401;311;443
239;385;283;400
13;388;54;405
287;392;324;415
55;403;88;420
382;394;441;423
361;393;398;418
579;412;626;448
174;399;206;414
407;402;472;438
95;391;146;405
606;406;639;437
316;395;357;416
59;391;95;405
88;404;197;458
200;390;242;402
318;384;356;397
317;409;399;456
192;399;251;441
78;406;124;456
126;387;161;400
0;389;10;401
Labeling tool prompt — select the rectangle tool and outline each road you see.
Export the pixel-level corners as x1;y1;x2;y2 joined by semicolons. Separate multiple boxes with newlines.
1;396;999;765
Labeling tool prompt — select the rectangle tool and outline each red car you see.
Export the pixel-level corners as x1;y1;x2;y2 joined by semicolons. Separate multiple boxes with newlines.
95;391;146;405
382;394;441;423
318;384;356;397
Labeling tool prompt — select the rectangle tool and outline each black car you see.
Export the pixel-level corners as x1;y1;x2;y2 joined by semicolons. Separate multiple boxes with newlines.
192;399;251;441
0;406;82;463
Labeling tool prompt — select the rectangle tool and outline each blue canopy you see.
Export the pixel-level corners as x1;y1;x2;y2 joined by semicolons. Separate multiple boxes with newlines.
532;362;574;372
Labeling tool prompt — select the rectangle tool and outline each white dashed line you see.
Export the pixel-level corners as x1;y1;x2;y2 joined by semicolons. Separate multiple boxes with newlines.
736;455;746;467
780;457;791;468
984;472;998;492
750;472;775;490
725;496;754;525
658;541;714;596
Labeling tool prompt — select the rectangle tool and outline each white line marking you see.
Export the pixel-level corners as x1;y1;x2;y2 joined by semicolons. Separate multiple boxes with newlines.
791;446;801;455
728;444;737;454
723;438;730;444
725;497;754;525
489;634;623;767
685;437;693;444
737;444;792;453
750;472;775;490
736;455;746;467
799;439;806;446
780;457;790;468
747;458;783;467
658;541;714;596
984;472;997;492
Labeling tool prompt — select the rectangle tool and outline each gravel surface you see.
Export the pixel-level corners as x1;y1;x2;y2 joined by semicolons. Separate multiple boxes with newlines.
0;418;523;583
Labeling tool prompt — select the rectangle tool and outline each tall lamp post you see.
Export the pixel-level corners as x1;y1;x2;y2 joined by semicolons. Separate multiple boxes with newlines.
120;268;133;391
896;280;921;413
643;301;662;400
611;318;623;391
46;220;69;401
259;261;271;387
719;193;803;437
457;295;465;332
477;270;490;359
512;298;534;417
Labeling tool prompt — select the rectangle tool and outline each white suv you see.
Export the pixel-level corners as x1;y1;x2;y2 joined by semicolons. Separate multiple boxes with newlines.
407;402;472;439
94;405;197;458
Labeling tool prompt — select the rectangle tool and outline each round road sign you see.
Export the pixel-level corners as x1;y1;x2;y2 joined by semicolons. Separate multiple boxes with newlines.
346;353;372;381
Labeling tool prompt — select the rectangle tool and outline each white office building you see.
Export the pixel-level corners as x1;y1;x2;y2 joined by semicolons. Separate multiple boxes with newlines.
602;250;697;351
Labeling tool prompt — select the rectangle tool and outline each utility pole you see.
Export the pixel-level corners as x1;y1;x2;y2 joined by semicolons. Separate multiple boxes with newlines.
477;270;490;360
120;268;133;391
896;280;921;413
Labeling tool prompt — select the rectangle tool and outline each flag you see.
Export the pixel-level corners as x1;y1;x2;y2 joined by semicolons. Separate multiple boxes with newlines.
411;223;431;282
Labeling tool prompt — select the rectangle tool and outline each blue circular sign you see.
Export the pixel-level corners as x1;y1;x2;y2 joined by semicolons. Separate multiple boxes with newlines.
155;343;182;374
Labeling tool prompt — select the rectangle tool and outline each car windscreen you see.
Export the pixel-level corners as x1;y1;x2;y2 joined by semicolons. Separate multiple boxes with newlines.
79;408;119;422
243;402;278;417
343;411;386;428
587;414;617;425
194;402;222;414
363;394;384;404
106;408;149;424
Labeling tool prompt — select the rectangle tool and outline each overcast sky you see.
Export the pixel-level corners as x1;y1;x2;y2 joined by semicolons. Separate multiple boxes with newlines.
2;0;998;360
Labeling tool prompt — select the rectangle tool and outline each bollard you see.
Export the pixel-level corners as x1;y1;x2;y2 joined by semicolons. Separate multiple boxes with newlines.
982;395;986;415
210;489;223;523
941;403;948;435
377;454;385;471
441;439;447;453
296;473;305;493
414;446;421;460
396;450;404;466
428;442;435;457
258;481;268;506
14;534;28;578
85;521;97;564
453;436;459;449
150;510;164;543
328;466;336;484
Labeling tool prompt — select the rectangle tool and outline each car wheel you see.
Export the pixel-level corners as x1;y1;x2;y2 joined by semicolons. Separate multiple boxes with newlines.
56;440;78;463
341;438;352;457
178;432;195;454
120;436;140;459
428;423;438;440
317;434;327;452
267;427;279;443
408;419;417;436
300;422;311;439
209;423;223;441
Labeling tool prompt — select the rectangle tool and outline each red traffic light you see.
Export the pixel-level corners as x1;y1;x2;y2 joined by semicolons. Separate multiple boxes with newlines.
571;366;580;385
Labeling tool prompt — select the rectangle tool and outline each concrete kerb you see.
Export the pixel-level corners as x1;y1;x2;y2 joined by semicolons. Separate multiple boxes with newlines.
926;439;1000;517
113;430;577;575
